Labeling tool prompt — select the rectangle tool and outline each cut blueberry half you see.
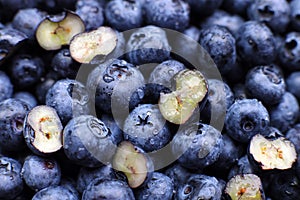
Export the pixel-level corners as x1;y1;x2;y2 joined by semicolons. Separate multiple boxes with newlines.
225;174;265;200
112;141;153;188
249;134;297;170
36;11;85;50
23;105;63;154
69;26;117;63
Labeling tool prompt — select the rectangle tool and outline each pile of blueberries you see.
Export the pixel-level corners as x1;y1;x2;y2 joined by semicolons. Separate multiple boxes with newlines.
1;0;300;199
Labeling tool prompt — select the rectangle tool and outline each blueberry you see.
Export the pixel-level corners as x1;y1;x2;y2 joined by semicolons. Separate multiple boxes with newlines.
144;0;190;32
236;21;276;66
245;65;286;106
35;71;60;104
46;79;90;124
125;25;171;65
290;0;300;31
135;172;174;200
9;54;45;89
35;0;77;14
21;155;61;191
60;177;80;199
199;25;236;75
225;98;270;143
172;122;224;170
286;124;300;154
32;185;79;200
82;179;135;200
13;91;37;108
186;0;223;17
0;71;13;102
286;71;300;99
279;32;300;71
164;163;192;189
99;114;123;145
75;0;104;31
176;174;223;200
0;157;24;200
232;83;248;100
63;115;116;167
105;0;143;31
0;98;29;152
123;104;172;152
269;92;299;133
247;0;290;34
227;155;254;180
222;0;253;16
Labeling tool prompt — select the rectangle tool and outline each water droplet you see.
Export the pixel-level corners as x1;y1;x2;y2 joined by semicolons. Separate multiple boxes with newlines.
193;138;198;143
153;129;158;135
103;74;114;83
146;111;151;116
137;89;144;99
150;138;155;145
64;145;69;149
168;69;174;75
10;175;14;180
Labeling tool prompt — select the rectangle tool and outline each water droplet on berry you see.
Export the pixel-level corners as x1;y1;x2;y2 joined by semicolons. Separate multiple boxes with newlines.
193;138;198;143
103;74;114;83
153;129;158;135
150;138;155;145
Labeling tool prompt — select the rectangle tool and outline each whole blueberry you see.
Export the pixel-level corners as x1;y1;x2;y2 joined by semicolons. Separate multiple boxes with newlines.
135;172;174;200
32;185;79;200
0;157;24;200
286;72;300;100
236;21;276;66
269;92;299;133
46;79;90;124
279;32;300;71
290;0;300;31
0;98;29;152
21;155;61;191
222;0;253;16
245;65;286;106
225;99;270;143
247;0;290;34
105;0;143;31
186;0;223;16
13;91;37;108
0;71;13;102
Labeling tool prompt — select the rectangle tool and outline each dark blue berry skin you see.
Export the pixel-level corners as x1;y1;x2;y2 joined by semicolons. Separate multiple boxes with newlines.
286;72;300;100
0;98;29;152
13;91;38;108
144;0;190;32
105;0;143;31
235;21;276;67
269;92;299;133
290;0;300;31
126;25;171;65
35;71;60;104
12;8;46;40
51;48;80;79
99;114;123;145
164;163;192;189
245;65;286;106
286;124;300;154
227;155;254;180
222;0;253;16
32;185;79;200
82;178;135;200
199;25;236;75
172;123;224;170
123;104;172;152
86;59;145;116
0;71;13;102
279;32;300;71
135;172;174;200
35;0;77;14
60;178;80;199
21;155;61;191
9;54;45;89
76;165;117;193
46;79;90;125
225;99;270;143
63;115;117;168
232;83;248;100
0;157;24;200
186;0;223;17
75;0;104;31
175;174;223;200
247;0;290;34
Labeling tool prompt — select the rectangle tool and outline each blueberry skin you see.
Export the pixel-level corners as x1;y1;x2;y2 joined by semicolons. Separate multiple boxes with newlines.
279;32;300;71
60;178;80;199
126;25;171;65
12;8;46;40
175;174;222;200
63;115;117;167
164;163;192;189
105;0;143;31
286;124;300;154
269;92;299;133
135;172;174;200
144;0;190;32
75;0;104;31
236;21;276;66
0;98;30;152
247;0;290;34
199;25;236;75
286;72;300;100
21;155;61;191
290;0;300;31
51;48;80;79
0;71;13;102
76;165;117;193
82;179;135;200
32;185;79;200
123;104;172;152
232;83;248;100
227;155;254;180
99;114;123;145
172;123;224;170
9;54;45;89
0;157;24;200
35;71;60;104
186;0;223;16
222;0;253;16
13;91;38;108
245;65;286;106
225;99;270;143
46;79;90;124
